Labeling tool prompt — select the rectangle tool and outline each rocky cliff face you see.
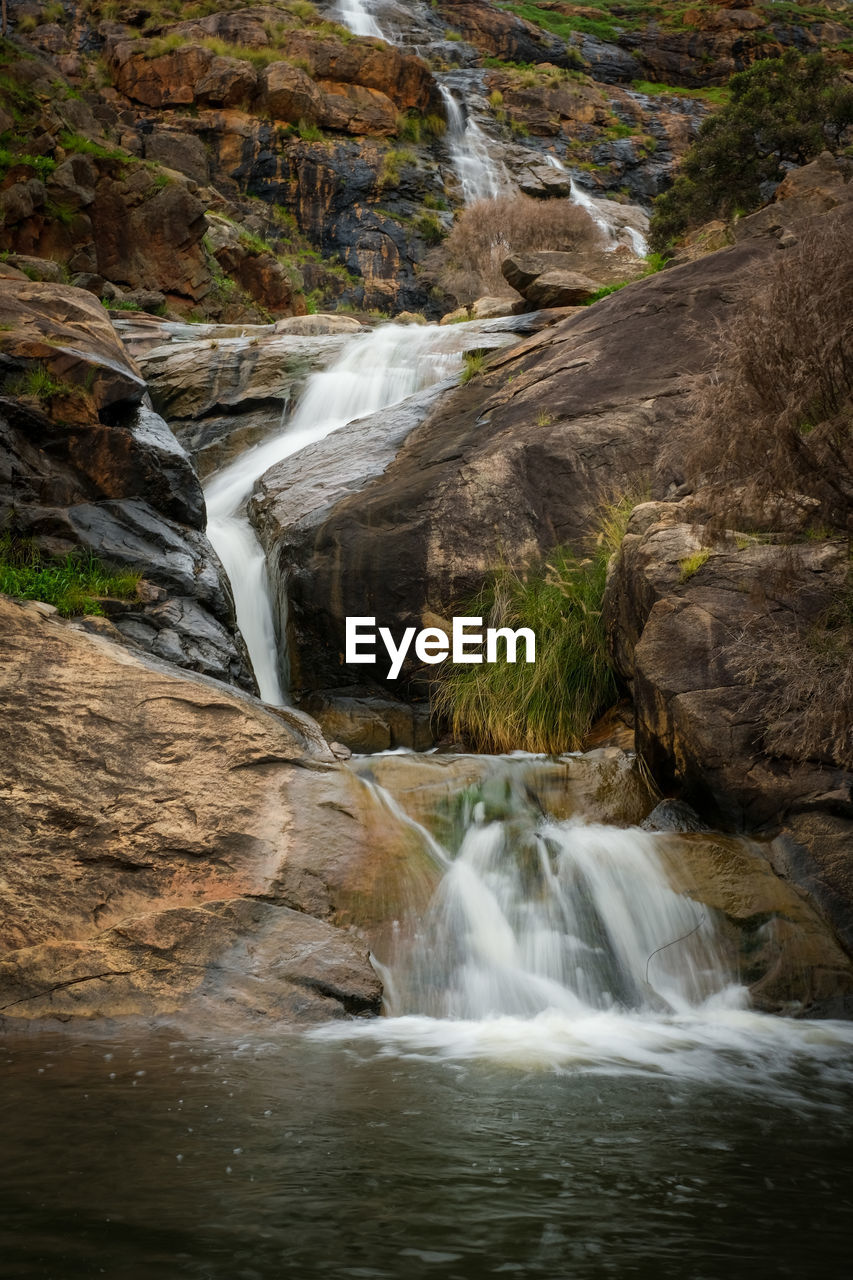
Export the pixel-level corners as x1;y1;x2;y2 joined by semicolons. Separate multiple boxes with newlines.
5;1;846;320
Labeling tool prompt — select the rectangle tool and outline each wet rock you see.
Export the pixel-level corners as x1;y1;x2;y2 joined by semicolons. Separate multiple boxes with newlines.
135;329;352;475
656;832;853;1017
138;331;350;420
0;596;440;1026
0;281;253;690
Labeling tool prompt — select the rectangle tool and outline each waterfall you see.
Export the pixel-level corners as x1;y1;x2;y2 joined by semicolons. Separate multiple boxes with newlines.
438;83;510;205
310;751;842;1077
204;325;471;702
335;0;384;39
386;812;731;1021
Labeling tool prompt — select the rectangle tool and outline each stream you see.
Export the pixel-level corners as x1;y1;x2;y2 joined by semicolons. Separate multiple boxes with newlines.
4;6;851;1272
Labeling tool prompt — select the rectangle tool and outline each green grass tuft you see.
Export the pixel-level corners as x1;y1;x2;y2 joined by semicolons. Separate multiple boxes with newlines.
679;549;710;581
431;497;637;753
0;534;141;617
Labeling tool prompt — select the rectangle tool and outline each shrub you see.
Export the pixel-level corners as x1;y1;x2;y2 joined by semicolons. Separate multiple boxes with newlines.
724;575;853;769
0;534;140;617
665;215;853;534
416;210;444;245
425;192;600;304
649;52;853;251
431;498;635;753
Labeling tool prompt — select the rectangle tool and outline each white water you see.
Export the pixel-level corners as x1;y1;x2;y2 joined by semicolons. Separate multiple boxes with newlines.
389;818;733;1021
204;325;470;702
336;0;383;39
438;84;510;205
314;765;853;1085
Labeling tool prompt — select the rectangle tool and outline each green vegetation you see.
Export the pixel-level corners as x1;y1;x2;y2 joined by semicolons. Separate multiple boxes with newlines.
631;80;730;107
499;1;621;45
416;211;444;245
432;498;636;753
0;148;56;179
59;132;126;161
0;534;141;618
6;364;75;401
679;549;711;581
295;118;324;142
460;351;486;384
378;147;416;189
649;52;853;252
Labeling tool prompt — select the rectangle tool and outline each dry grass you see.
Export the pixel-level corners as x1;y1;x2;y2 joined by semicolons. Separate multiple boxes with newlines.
425;193;601;305
724;576;853;769
666;214;853;534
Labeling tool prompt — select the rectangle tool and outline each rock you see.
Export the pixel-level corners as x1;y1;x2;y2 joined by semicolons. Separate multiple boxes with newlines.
260;240;775;693
135;330;352;474
0;282;254;690
273;313;364;335
299;689;435;754
501;249;644;299
576;34;643;84
349;748;657;831
521;268;603;308
655;832;853;1016
263;61;325;124
143;131;211;185
436;0;581;70
0;280;146;409
88;176;209;302
440;296;517;324
603;508;853;953
5;254;65;283
0;596;451;1027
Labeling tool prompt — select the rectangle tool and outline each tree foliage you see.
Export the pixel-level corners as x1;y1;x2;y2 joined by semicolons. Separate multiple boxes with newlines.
649;52;853;251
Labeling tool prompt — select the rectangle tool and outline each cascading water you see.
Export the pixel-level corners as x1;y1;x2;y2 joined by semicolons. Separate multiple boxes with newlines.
316;752;853;1082
204;325;471;703
438;83;510;205
391;818;726;1021
542;154;650;255
335;0;383;39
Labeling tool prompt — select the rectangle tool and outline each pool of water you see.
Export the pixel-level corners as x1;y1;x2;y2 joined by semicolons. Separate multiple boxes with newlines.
2;1024;852;1280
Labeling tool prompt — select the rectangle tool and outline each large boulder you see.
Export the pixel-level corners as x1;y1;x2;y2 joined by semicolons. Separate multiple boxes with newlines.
603;504;853;955
252;238;776;694
0;596;443;1027
0;281;254;690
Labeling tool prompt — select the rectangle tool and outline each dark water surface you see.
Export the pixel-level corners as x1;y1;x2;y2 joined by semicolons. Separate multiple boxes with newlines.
1;1026;852;1280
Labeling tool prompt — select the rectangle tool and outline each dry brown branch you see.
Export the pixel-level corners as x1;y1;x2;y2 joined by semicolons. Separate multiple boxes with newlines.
425;193;601;305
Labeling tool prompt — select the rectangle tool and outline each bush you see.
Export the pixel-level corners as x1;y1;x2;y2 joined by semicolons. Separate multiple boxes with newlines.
666;215;853;534
426;192;600;304
649;52;853;252
431;499;634;753
724;582;853;770
0;534;140;617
